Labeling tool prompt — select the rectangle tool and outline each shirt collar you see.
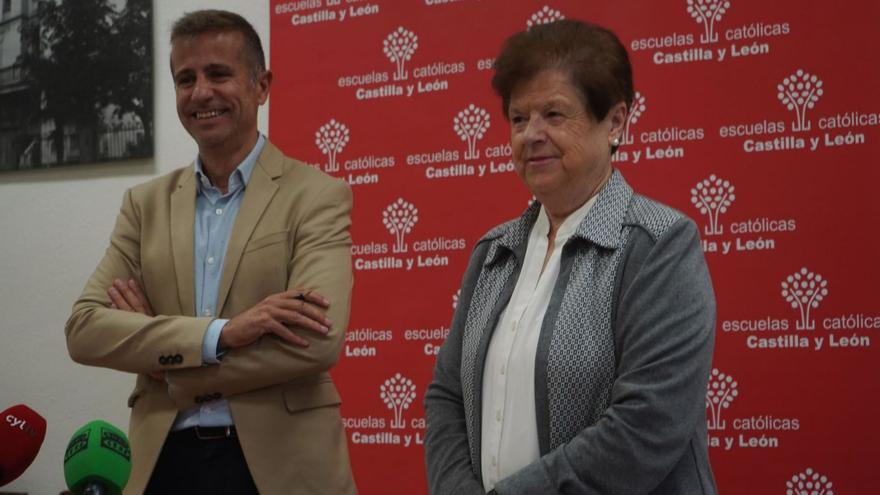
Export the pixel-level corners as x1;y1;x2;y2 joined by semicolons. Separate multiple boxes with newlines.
194;133;266;193
535;192;599;242
483;169;634;266
570;169;633;249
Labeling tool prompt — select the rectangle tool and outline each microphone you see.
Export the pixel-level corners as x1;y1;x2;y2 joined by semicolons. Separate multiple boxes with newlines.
63;420;131;495
0;404;47;487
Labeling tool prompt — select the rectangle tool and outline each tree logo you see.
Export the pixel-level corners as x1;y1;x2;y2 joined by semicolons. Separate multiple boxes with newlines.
622;91;646;145
778;70;824;132
383;198;419;253
454;104;491;160
315;119;350;172
705;368;738;430
786;468;834;495
781;268;828;331
526;6;565;29
380;373;417;429
383;27;418;81
686;0;731;44
691;174;735;236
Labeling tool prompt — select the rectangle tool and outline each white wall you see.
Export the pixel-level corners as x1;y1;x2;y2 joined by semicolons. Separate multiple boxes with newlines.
0;2;270;493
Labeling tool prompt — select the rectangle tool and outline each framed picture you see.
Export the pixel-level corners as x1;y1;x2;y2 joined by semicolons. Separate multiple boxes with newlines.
0;0;152;171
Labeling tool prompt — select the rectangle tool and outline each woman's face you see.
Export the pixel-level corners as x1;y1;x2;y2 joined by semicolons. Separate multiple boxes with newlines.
508;69;624;209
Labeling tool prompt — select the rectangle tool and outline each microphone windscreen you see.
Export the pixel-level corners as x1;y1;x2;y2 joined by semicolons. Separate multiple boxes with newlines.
63;420;131;495
0;404;47;486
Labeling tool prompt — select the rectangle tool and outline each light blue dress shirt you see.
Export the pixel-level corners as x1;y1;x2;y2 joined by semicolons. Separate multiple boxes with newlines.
172;134;266;431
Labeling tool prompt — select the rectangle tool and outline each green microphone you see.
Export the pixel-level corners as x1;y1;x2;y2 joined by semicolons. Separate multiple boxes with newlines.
63;420;131;495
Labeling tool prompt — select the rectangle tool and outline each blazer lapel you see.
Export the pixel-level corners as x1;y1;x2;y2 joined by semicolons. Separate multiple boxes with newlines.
170;168;197;317
215;146;282;316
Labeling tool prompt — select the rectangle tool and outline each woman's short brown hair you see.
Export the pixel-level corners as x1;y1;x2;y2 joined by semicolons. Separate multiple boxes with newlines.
491;19;633;121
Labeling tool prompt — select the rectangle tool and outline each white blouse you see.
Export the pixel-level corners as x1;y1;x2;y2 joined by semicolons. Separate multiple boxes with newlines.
480;197;598;491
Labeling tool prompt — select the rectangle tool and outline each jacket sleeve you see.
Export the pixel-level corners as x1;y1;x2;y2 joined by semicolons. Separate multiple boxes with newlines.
493;218;716;494
424;241;492;495
65;188;211;374
164;179;353;408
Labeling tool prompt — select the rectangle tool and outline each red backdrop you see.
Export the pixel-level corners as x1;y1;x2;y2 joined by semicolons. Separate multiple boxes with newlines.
269;1;880;493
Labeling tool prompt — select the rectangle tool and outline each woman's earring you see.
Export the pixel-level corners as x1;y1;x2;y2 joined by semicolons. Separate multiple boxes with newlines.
612;137;621;147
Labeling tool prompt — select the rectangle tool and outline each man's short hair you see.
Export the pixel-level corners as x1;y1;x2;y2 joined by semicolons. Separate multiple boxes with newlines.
170;9;266;76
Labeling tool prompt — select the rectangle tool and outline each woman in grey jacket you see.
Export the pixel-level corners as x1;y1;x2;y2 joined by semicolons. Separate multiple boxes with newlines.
424;20;718;495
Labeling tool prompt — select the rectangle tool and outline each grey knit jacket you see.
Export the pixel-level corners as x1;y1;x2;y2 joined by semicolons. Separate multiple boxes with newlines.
424;170;718;495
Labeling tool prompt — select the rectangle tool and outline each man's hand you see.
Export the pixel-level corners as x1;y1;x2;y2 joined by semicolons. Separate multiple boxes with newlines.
219;289;331;349
107;278;162;380
107;278;154;316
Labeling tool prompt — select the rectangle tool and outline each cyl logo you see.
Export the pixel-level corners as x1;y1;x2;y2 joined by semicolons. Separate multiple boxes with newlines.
778;70;823;132
705;368;738;430
383;198;419;253
691;174;735;236
384;27;418;81
686;0;731;43
380;373;417;429
315;119;350;172
454;104;491;160
781;267;828;330
527;6;564;29
785;468;834;495
622;91;646;146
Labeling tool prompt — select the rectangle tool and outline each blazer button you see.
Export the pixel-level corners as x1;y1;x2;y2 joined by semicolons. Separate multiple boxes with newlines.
174;354;183;364
158;356;167;365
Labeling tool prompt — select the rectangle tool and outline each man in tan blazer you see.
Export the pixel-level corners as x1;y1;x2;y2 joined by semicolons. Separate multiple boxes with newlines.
65;10;356;495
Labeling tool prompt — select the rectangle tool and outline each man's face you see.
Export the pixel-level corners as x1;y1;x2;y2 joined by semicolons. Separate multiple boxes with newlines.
170;31;270;154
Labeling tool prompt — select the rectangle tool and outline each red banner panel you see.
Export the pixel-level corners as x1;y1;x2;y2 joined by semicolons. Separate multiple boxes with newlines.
270;1;880;493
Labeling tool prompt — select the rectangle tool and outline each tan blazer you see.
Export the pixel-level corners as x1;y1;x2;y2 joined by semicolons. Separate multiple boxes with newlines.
66;141;357;495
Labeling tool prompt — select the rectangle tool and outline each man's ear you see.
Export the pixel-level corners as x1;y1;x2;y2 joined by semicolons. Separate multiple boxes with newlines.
256;70;273;105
